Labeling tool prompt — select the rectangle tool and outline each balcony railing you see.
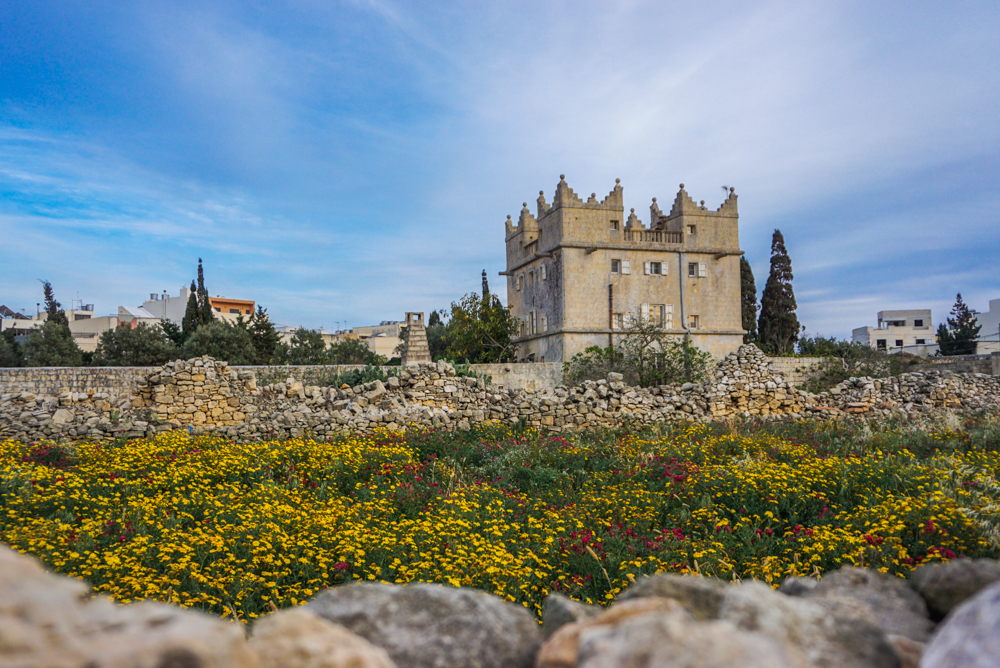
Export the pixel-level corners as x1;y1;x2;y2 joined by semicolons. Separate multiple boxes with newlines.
623;230;683;244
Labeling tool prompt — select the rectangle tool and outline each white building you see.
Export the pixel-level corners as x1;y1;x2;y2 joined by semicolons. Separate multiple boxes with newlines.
974;298;1000;354
852;309;937;356
140;288;192;326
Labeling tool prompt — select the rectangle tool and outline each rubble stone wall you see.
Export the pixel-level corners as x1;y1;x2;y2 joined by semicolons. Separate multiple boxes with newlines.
0;366;148;397
3;345;999;444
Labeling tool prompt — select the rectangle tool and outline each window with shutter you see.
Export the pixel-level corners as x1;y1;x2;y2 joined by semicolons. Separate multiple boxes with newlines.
666;304;674;328
540;264;547;280
622;260;631;275
688;262;697;277
699;262;707;277
611;259;620;273
644;261;651;275
640;303;649;324
517;275;523;290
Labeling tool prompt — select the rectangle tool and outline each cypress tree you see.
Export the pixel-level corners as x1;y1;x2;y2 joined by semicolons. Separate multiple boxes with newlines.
757;229;799;355
197;258;214;326
740;256;758;344
182;280;200;332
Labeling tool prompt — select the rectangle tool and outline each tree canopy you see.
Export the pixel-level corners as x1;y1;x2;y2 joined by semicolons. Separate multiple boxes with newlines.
180;320;256;365
93;323;177;366
444;290;518;363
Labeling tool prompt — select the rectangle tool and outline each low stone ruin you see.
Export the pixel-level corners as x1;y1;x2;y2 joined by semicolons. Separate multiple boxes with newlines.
1;345;998;443
3;543;999;668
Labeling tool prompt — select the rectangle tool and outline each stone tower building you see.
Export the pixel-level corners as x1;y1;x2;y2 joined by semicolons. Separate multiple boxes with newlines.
503;176;745;362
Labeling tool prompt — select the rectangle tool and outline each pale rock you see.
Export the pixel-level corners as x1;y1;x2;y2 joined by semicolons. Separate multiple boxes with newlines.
541;592;601;638
249;607;396;668
307;582;540;668
909;558;1000;620
0;544;257;668
921;580;1000;668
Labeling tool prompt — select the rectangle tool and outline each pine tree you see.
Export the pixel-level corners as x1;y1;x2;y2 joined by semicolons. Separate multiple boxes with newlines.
23;282;82;366
482;269;490;300
757;229;799;355
740;256;758;344
939;293;981;355
197;258;214;326
42;281;69;327
248;306;281;364
182;280;201;333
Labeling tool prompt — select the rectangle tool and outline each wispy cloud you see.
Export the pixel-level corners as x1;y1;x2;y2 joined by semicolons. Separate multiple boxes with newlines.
1;0;997;337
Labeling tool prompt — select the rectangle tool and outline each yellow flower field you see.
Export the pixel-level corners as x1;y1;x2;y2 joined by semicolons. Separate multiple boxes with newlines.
2;417;998;621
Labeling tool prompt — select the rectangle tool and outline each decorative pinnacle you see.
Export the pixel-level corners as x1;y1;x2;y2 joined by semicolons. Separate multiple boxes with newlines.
730;187;735;193
700;200;705;206
615;178;620;184
630;208;635;212
560;174;565;180
539;190;544;195
679;183;685;189
652;197;657;203
507;215;512;220
591;193;596;199
523;202;527;207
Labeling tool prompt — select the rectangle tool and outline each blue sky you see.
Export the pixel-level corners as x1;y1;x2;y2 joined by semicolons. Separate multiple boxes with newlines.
1;0;997;337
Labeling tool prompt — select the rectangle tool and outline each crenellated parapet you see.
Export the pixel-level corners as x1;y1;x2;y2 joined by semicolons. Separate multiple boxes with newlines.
666;184;738;219
625;208;645;230
541;175;624;214
537;191;549;218
517;202;539;244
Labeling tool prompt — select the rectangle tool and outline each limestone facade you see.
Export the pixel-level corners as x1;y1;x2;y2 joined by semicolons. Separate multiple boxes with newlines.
504;176;744;363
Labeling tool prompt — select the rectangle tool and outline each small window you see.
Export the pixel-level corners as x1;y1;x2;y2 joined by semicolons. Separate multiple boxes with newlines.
611;259;621;274
529;271;534;286
530;311;537;335
229;308;240;314
610;220;619;230
876;339;887;351
540;264;547;280
541;315;548;332
913;319;923;327
688;262;697;277
688;225;696;235
895;339;903;347
689;314;699;329
665;304;674;328
644;261;664;275
215;307;222;312
613;313;624;329
517;275;523;291
916;339;926;345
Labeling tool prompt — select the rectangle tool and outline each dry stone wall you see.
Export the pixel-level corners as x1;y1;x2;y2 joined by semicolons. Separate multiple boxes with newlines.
2;345;999;443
